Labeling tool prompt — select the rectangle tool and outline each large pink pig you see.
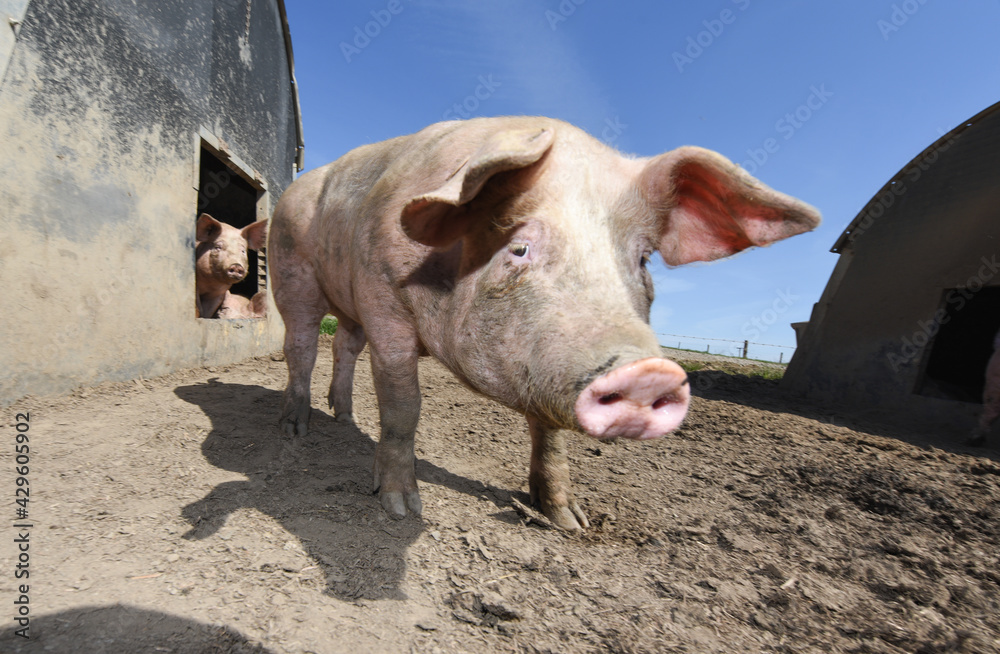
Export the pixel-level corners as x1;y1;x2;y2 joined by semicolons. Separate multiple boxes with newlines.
269;117;820;529
971;328;1000;445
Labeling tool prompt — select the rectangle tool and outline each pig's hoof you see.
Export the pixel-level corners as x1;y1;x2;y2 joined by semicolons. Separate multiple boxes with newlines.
531;482;590;531
543;501;590;531
379;489;422;519
278;417;308;439
532;490;590;530
335;412;355;425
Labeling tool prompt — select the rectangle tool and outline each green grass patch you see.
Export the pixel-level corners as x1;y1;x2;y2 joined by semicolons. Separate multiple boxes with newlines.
674;358;785;382
320;315;338;335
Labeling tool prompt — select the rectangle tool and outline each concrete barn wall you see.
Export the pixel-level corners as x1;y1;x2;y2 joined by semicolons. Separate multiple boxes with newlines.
783;104;1000;433
0;0;298;405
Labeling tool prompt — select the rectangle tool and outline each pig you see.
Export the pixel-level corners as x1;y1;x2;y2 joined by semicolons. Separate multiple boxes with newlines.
970;327;1000;446
195;213;268;318
216;290;269;319
268;116;821;530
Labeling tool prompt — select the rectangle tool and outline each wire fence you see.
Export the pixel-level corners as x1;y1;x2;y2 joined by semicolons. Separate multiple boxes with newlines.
658;333;795;364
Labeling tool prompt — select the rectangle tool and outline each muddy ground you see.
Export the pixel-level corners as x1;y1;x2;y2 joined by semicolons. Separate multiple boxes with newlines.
3;336;1000;653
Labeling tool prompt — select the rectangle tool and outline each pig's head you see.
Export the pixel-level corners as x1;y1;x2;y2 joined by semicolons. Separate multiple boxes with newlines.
401;120;820;440
195;213;269;288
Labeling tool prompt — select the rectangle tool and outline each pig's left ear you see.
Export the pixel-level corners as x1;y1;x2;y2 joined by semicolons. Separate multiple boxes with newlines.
401;127;555;247
641;147;821;266
242;219;269;251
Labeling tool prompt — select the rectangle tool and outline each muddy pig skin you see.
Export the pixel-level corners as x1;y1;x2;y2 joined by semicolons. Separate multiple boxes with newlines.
269;116;821;530
195;213;268;318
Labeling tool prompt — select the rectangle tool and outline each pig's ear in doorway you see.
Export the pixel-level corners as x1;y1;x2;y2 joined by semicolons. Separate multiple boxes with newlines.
640;146;821;266
242;219;269;251
400;127;554;248
196;213;223;243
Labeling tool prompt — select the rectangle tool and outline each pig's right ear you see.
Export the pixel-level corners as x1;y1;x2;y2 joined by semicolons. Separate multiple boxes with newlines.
196;213;223;243
400;127;554;247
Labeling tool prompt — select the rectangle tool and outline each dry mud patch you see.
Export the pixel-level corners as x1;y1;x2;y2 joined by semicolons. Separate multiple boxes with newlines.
2;337;1000;653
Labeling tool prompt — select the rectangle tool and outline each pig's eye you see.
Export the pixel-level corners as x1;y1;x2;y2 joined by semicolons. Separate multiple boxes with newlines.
509;243;529;258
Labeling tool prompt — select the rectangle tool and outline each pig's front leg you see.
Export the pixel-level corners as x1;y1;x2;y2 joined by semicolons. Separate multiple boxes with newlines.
527;416;590;531
369;341;423;519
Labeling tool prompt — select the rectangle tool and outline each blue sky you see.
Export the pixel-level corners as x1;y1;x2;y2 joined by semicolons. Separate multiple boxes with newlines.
283;0;1000;361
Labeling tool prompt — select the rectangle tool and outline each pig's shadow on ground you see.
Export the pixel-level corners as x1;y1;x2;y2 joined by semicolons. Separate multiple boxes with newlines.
687;370;1000;459
173;379;517;601
4;604;273;653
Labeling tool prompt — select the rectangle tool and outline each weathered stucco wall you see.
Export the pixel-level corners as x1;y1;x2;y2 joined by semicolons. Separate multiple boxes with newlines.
0;0;298;404
783;104;1000;432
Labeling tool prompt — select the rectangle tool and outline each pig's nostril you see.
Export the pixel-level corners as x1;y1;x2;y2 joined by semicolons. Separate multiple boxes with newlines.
652;396;674;411
598;392;623;405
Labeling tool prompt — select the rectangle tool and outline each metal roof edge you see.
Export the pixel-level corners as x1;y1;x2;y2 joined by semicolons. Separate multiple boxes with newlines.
275;0;304;172
831;100;1000;254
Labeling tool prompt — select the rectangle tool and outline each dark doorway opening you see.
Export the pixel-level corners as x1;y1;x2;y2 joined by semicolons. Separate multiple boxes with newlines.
196;145;265;306
916;286;1000;403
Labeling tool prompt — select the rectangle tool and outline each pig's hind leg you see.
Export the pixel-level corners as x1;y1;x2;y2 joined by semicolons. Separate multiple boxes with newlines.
273;262;330;439
328;317;366;424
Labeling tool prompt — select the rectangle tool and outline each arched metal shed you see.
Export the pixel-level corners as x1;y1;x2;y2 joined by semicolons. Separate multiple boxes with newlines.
783;102;1000;435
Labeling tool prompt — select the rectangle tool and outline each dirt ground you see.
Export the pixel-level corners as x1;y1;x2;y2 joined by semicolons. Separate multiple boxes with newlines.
3;337;1000;653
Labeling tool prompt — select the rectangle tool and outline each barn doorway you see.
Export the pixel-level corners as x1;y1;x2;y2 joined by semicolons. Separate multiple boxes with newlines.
916;286;1000;403
196;141;267;315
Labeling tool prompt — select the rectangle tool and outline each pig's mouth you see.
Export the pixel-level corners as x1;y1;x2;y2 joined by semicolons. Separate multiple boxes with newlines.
574;357;691;440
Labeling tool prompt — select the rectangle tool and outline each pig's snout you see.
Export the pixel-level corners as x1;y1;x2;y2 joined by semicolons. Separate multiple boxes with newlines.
575;358;690;440
227;263;246;280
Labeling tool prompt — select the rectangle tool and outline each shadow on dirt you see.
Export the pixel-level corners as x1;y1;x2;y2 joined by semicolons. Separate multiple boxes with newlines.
4;604;272;654
687;369;1000;460
173;378;512;601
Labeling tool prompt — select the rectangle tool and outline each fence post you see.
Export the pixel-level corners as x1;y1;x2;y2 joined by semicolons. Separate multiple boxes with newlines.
742;340;748;359
779;352;783;364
